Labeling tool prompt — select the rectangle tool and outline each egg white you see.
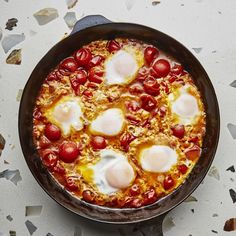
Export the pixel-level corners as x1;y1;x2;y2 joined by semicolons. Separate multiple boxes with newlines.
44;96;84;136
140;145;178;173
104;47;144;85
168;86;200;125
89;108;125;136
79;149;135;195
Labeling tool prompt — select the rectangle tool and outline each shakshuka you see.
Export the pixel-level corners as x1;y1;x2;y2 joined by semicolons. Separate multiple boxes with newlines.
33;38;206;208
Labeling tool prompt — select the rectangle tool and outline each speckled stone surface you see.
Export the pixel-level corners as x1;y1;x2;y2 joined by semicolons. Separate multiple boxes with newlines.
0;0;236;235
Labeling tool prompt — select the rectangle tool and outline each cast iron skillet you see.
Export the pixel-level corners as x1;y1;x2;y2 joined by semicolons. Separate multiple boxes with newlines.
18;15;220;233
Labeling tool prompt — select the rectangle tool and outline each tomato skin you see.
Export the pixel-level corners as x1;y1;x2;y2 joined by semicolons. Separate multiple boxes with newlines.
130;184;140;196
130;198;142;208
144;46;159;65
53;162;66;175
120;132;136;151
125;101;141;112
59;142;79;163
107;40;121;52
60;58;78;72
65;177;78;191
47;71;59;81
163;175;175;190
185;145;201;160
83;89;93;98
136;67;149;82
75;48;92;67
143;189;157;205
88;55;104;68
140;94;157;111
171;124;185;139
82;190;95;203
143;76;160;96
88;67;104;84
70;69;87;85
129;83;144;95
42;149;58;169
33;108;42;120
178;164;188;174
90;136;107;150
152;59;171;78
44;124;61;141
170;64;183;76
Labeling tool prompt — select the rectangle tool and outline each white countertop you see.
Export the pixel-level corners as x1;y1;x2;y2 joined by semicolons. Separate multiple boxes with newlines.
0;0;236;235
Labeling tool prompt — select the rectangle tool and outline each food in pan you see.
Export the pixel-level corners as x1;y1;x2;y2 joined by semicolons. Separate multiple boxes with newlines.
33;38;206;208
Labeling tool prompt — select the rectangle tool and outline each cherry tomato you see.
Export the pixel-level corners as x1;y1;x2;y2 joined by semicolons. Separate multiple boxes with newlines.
42;149;58;169
171;124;185;139
70;69;87;85
185;145;201;160
143;76;160;96
60;58;78;72
188;136;199;144
39;135;51;148
107;40;121;52
88;67;104;84
140;94;157;111
129;83;144;95
130;198;142;208
126;114;141;125
170;64;183;76
82;190;95;203
120;132;136;151
143;188;157;205
152;59;170;78
130;184;140;196
125;101;141;112
75;48;92;67
44;124;61;141
163;175;175;190
59;141;79;163
83;89;93;98
90;136;107;150
65;176;78;191
53;162;66;175
159;106;167;117
47;71;59;81
33;108;42;120
178;164;188;174
88;55;104;68
144;46;159;65
169;75;177;83
136;67;149;82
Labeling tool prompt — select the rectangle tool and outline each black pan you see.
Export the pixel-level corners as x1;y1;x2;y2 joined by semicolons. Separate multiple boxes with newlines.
18;15;220;233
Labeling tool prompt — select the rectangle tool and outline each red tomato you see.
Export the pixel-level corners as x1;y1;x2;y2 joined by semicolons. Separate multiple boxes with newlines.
129;83;144;95
159;106;167;117
60;58;78;72
140;94;157;111
90;136;107;150
169;75;177;83
83;89;93;98
82;190;95;203
88;55;104;68
130;198;142;208
125;100;141;112
39;135;51;148
88;67;104;84
47;71;59;81
107;40;121;52
44;124;61;141
59;142;79;163
152;59;171;78
70;69;87;85
53;162;66;175
33;108;42;120
171;124;185;139
178;164;188;174
130;184;140;196
170;64;183;76
163;176;175;190
143;189;157;205
120;132;136;151
126;114;141;125
185;145;201;160
42;149;58;169
136;67;149;82
75;48;92;67
144;46;159;65
65;176;78;191
143;76;160;96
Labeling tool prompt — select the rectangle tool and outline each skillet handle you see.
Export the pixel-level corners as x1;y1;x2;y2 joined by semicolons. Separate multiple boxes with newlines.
134;213;167;236
71;15;112;35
